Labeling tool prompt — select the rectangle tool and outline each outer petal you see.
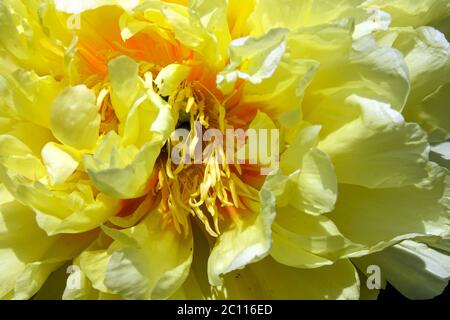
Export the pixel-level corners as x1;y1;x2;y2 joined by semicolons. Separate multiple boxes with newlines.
407;82;450;143
41;142;81;186
79;249;112;294
264;126;358;268
50;85;101;150
0;170;119;236
353;240;450;299
0;1;65;75
240;111;280;169
376;27;450;143
63;264;99;300
0;134;46;181
34;264;75;300
0;69;62;128
12;261;63;300
188;0;231;64
217;258;360;300
0;194;96;299
158;0;231;67
271;125;338;215
103;212;193;300
286;150;337;215
329;163;450;255
62;256;122;300
271;205;361;268
31;188;118;236
362;0;450;28
181;257;360;300
318;95;428;189
0;133;119;235
231;57;319;127
248;0;364;36
279;125;322;174
217;28;287;95
173;229;359;300
289;23;411;116
207;189;276;286
55;0;139;14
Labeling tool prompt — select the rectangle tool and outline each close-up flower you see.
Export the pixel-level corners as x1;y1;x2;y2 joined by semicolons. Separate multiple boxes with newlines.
0;0;449;300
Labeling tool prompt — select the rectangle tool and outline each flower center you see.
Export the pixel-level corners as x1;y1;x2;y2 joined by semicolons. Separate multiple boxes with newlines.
90;62;257;238
154;82;246;237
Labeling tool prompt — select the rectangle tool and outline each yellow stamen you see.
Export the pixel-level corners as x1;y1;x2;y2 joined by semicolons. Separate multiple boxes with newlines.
154;78;255;238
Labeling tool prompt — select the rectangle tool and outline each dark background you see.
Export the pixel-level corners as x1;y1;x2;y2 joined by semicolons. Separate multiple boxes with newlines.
378;283;449;301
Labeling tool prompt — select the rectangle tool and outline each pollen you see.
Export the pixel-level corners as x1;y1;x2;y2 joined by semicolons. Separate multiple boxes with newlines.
155;81;246;238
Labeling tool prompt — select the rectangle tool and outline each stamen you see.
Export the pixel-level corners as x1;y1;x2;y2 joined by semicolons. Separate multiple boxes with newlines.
152;76;258;238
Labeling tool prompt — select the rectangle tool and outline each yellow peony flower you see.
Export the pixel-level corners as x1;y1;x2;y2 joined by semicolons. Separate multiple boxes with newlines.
0;0;449;300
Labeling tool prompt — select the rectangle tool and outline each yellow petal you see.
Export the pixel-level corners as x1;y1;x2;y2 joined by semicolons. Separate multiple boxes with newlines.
155;64;191;97
0;134;46;181
249;0;363;36
329;163;450;255
288;23;410;114
41;142;80;186
174;221;360;300
189;0;231;63
273;125;338;215
285;149;337;215
0;69;63;128
108;55;140;123
272;204;360;268
217;28;287;95
51;85;100;150
362;0;450;28
55;0;138;14
207;189;276;286
376;27;450;143
0;195;96;299
318;95;428;189
353;240;450;300
62;257;122;300
238;57;319;126
103;212;193;300
0;1;65;75
0;161;119;235
84;132;163;199
220;257;360;300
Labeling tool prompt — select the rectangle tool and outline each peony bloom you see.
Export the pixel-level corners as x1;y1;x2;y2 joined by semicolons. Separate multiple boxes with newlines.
0;0;449;300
